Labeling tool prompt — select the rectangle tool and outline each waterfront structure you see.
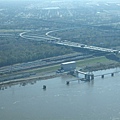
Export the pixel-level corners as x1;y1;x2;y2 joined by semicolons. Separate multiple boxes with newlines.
61;61;76;72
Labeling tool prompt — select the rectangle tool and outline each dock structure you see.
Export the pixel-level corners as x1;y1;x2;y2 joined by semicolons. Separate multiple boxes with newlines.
76;70;120;80
66;70;120;85
94;71;120;78
76;70;94;81
66;70;94;84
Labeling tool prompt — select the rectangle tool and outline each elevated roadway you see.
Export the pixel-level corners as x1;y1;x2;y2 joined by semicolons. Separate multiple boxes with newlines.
55;40;119;53
20;29;120;54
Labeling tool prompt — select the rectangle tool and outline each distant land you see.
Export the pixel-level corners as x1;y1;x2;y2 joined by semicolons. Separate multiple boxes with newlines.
0;0;120;67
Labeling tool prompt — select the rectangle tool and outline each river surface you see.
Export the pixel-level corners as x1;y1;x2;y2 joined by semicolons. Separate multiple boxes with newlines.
1;68;120;120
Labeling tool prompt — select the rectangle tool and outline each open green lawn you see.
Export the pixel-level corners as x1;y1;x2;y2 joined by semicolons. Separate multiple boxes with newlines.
28;56;117;74
0;29;26;33
1;56;118;78
76;56;117;68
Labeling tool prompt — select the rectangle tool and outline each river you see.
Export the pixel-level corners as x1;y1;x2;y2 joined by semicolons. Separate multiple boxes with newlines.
0;68;120;120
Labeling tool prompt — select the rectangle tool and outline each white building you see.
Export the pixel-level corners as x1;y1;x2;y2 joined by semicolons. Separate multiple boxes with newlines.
61;61;76;72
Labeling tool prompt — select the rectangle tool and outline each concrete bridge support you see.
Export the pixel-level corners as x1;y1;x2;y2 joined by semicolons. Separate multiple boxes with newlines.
101;75;104;78
111;73;114;77
85;74;94;81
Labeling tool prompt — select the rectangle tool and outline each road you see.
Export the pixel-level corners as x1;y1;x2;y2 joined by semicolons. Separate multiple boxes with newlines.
20;28;119;54
0;27;119;82
1;27;117;75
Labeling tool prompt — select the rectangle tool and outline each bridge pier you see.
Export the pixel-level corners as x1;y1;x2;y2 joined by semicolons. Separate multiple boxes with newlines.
85;74;90;81
66;81;70;85
85;74;94;81
91;74;94;80
111;73;114;77
43;85;46;90
101;75;104;78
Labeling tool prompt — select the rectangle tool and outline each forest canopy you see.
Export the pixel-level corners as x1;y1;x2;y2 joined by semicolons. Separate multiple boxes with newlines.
0;36;73;67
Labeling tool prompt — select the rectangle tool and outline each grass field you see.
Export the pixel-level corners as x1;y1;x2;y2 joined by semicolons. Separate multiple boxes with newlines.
76;56;117;68
1;56;118;84
1;56;117;78
0;29;27;33
30;56;117;74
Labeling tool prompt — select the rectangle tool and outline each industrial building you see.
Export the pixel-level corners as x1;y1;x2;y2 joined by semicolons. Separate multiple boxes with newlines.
61;61;76;72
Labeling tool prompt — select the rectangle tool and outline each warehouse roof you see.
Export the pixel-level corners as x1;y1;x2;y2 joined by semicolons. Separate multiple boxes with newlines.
61;61;76;65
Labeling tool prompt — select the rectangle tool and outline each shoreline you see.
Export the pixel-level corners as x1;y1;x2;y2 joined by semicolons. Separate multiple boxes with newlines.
82;63;120;72
0;72;63;86
0;56;119;86
0;62;120;86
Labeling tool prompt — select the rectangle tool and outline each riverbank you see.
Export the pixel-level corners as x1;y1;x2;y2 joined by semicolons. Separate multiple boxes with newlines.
82;63;120;72
0;56;119;86
0;73;65;86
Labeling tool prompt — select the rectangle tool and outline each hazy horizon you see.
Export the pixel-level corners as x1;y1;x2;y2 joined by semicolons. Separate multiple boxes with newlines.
0;0;120;2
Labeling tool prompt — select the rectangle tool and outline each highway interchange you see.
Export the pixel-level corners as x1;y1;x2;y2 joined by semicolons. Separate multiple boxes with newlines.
0;28;119;82
20;28;119;53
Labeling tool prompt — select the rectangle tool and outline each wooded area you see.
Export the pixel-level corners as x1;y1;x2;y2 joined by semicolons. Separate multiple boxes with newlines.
0;1;120;67
0;36;73;67
50;26;120;48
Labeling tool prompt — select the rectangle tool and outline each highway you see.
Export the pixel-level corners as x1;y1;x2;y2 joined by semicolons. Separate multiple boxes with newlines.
46;29;119;53
0;28;119;81
55;40;119;53
20;29;119;54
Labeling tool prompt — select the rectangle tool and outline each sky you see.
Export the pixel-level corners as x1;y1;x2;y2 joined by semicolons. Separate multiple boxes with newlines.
0;0;119;2
0;0;119;3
